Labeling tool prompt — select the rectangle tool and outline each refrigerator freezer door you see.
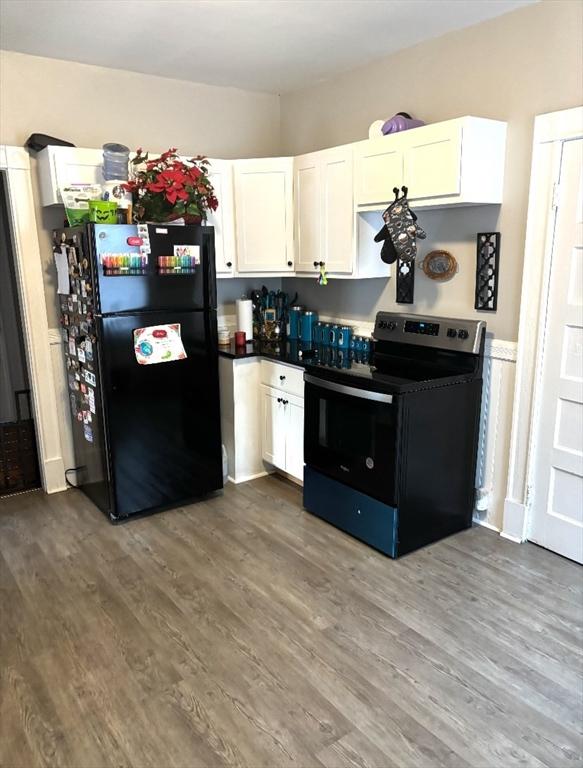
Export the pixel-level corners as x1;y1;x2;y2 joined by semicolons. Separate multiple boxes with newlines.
98;309;222;519
91;224;216;315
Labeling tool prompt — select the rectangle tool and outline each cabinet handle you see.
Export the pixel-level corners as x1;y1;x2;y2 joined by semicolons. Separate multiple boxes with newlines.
283;399;288;405
277;397;282;403
279;375;286;381
319;261;324;267
226;261;232;267
287;261;293;267
313;261;318;268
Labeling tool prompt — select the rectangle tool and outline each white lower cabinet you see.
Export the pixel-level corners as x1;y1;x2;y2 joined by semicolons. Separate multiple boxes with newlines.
261;386;288;469
219;357;305;484
261;385;304;481
285;400;305;481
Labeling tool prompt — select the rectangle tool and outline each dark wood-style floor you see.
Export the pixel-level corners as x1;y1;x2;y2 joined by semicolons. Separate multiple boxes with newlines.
1;476;582;768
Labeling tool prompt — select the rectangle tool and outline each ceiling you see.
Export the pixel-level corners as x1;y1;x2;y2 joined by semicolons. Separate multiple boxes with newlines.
0;0;536;94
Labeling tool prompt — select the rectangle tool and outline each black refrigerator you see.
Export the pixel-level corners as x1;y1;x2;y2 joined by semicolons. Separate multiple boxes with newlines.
53;222;223;522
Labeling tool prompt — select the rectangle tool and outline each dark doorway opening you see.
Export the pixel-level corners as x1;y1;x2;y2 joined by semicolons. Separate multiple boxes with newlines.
0;171;41;496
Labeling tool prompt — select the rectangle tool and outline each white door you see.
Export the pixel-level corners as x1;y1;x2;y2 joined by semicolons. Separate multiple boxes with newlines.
294;153;321;273
261;386;286;470
404;123;462;200
354;137;404;206
321;147;354;274
285;400;305;481
529;138;583;563
234;158;294;273
206;160;235;276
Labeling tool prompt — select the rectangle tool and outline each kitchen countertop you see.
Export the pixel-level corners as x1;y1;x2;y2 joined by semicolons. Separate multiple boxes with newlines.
219;339;372;371
218;339;313;367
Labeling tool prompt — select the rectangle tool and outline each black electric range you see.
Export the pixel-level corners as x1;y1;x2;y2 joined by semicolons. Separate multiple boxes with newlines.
303;312;486;558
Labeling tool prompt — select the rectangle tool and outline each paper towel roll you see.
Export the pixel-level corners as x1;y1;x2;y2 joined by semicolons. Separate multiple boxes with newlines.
236;298;253;340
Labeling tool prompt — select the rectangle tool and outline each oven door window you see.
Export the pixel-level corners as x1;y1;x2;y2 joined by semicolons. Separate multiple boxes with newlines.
305;381;397;505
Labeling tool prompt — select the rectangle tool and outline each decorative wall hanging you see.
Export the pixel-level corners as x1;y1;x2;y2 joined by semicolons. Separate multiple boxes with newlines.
419;250;458;281
474;232;500;311
396;258;415;304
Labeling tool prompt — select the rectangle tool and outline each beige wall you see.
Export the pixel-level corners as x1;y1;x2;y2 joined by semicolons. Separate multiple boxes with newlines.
280;0;583;341
0;50;280;326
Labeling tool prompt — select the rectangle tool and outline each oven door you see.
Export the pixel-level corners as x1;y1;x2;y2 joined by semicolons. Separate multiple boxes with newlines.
304;374;398;505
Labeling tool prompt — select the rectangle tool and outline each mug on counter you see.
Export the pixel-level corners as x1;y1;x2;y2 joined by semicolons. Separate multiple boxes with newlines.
337;326;353;350
328;324;340;347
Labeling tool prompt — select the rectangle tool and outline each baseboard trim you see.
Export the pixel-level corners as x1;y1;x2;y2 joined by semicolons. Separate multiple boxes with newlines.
501;498;528;542
43;456;67;494
500;531;524;544
473;517;500;533
227;470;269;485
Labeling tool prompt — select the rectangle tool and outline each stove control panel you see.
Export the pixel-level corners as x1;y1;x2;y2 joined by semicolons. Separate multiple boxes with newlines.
373;312;485;355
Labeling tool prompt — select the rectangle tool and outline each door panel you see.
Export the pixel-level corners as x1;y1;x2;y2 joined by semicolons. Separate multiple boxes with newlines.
322;149;353;273
99;309;222;518
261;385;286;470
234;159;293;272
294;154;321;272
530;138;583;563
286;400;304;481
206;160;235;275
404;124;462;200
355;138;403;206
304;380;397;505
92;224;215;314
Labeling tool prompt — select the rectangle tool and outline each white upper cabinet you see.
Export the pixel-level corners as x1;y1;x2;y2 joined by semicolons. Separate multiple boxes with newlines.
321;147;354;274
294;153;321;273
233;157;294;273
294;145;353;274
37;146;104;206
354;117;506;210
353;136;404;207
403;121;462;200
205;159;236;276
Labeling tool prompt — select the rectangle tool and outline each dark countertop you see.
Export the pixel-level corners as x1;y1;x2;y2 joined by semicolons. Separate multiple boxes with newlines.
219;339;372;371
218;339;313;367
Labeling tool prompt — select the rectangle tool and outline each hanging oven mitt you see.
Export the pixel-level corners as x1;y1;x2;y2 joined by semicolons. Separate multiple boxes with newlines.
317;263;328;285
375;192;426;263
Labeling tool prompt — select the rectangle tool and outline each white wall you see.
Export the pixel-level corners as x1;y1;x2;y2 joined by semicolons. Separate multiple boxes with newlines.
280;0;583;342
0;50;281;327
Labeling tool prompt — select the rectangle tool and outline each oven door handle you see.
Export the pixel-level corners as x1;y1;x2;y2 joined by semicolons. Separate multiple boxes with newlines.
304;374;393;404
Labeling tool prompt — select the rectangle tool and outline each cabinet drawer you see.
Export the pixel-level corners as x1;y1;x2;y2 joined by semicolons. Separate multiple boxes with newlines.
260;360;304;398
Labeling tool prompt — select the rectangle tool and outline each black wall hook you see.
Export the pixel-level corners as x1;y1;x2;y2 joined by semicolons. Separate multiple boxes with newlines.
392;187;400;201
401;185;408;196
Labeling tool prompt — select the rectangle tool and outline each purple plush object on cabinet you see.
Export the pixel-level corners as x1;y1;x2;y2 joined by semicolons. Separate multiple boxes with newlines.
382;113;425;134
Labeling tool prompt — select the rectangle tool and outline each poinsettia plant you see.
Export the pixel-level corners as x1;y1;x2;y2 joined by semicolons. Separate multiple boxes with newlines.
124;148;218;223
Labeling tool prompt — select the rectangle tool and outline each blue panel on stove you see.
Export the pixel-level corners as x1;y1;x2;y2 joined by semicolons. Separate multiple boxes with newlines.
303;465;398;557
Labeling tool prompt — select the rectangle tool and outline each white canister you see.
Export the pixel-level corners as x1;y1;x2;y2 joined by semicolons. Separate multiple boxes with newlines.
218;327;230;346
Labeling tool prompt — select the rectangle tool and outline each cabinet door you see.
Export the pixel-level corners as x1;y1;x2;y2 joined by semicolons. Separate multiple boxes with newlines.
354;138;404;206
206;160;235;276
234;158;294;273
294;153;321;273
261;386;286;470
285;400;305;482
403;123;462;200
321;147;354;273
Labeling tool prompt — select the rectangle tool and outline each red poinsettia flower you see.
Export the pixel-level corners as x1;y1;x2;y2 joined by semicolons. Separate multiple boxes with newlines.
126;147;218;222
